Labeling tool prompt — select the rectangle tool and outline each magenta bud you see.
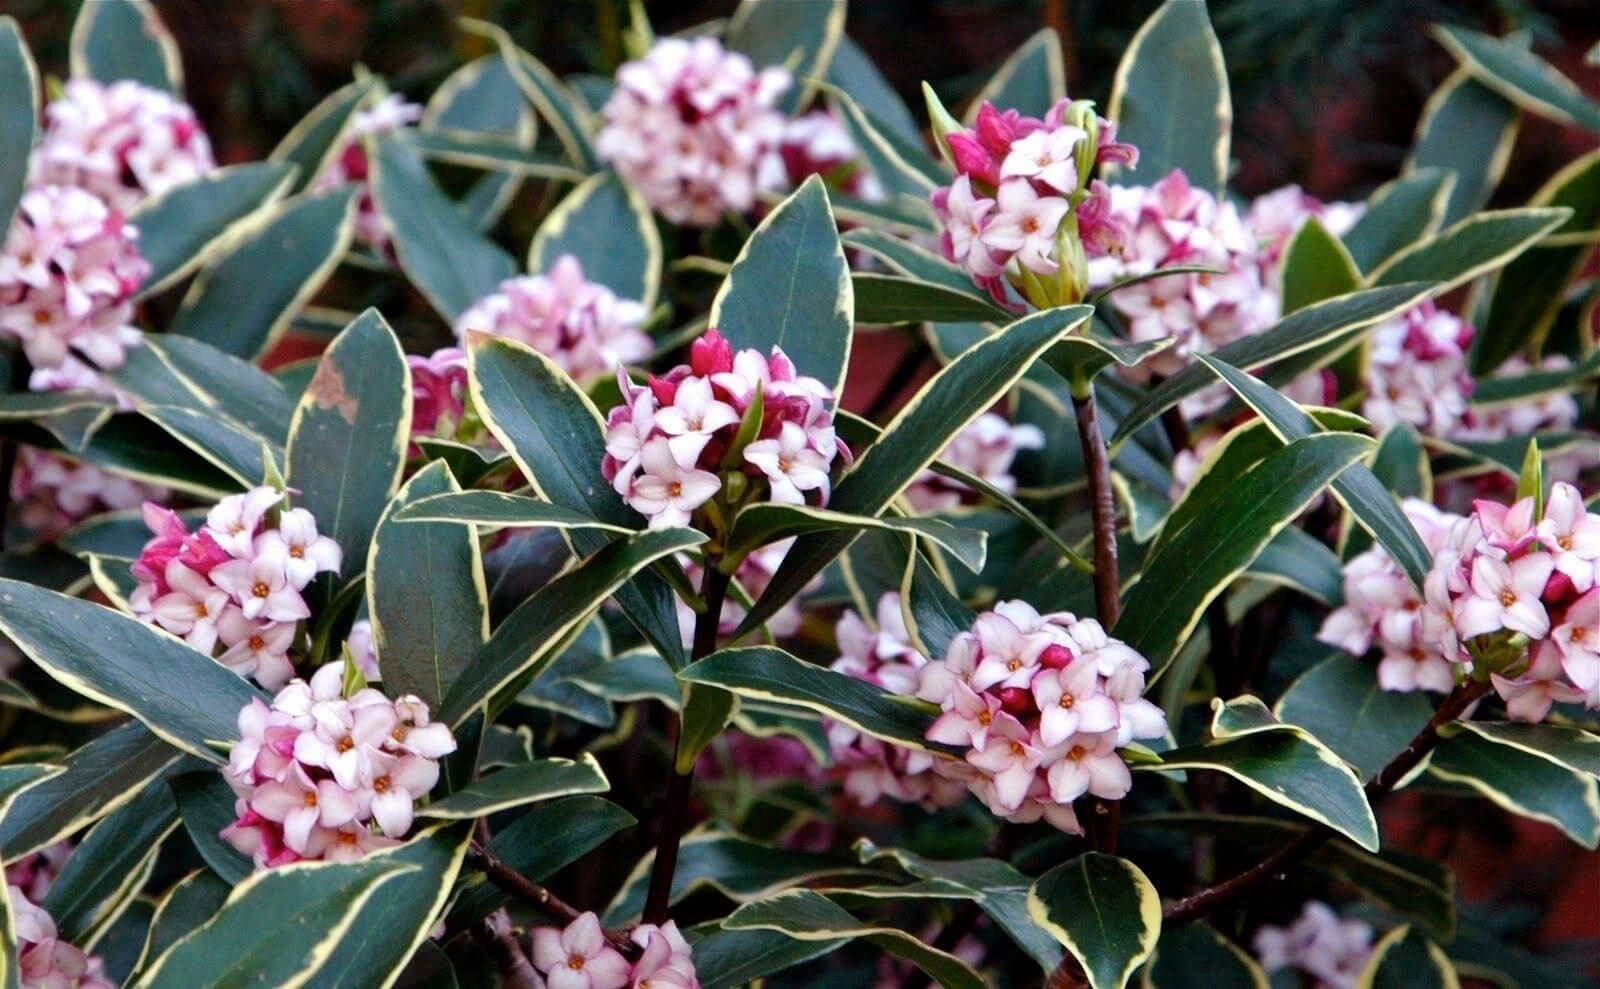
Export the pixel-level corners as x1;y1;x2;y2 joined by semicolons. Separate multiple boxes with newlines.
998;686;1035;715
1039;644;1075;670
691;328;734;376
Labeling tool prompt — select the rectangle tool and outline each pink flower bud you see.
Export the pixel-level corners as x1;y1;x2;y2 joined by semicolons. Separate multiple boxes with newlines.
691;328;734;376
974;103;1015;157
1039;643;1075;670
947;132;1000;186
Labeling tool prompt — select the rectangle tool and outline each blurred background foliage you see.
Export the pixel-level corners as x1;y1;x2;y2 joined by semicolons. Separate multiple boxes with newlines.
9;0;1599;208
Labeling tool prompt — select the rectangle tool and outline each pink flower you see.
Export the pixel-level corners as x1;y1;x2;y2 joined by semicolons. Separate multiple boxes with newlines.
980;179;1070;274
1453;553;1554;640
965;717;1044;812
147;560;230;652
211;548;312;623
742;421;832;505
1554;589;1600;692
1538;482;1600;592
625;438;722;529
365;753;440;836
926;682;1007;751
206;487;283;557
627;922;699;989
256;507;342;589
531;913;631;989
1032;662;1120;747
1045;731;1132;803
216;610;296;689
1000;125;1087;194
654;377;741;467
250;767;361;854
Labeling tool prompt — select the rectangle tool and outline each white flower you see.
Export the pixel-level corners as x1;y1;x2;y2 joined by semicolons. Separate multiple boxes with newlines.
624;437;721;528
210;547;311;623
256;508;342;589
1044;731;1132;803
1452;553;1554;640
980;179;1070;274
149;560;230;652
655;377;741;467
1000;125;1087;194
1031;662;1120;747
531;913;631;989
206;487;283;558
742;421;831;505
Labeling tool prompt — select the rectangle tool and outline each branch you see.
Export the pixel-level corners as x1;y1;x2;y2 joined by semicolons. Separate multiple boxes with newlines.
1160;678;1491;926
642;563;731;925
1069;386;1119;630
466;842;636;956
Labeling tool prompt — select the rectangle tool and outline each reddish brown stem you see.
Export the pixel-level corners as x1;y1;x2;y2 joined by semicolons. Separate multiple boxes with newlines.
642;563;730;925
1070;386;1119;629
466;842;636;956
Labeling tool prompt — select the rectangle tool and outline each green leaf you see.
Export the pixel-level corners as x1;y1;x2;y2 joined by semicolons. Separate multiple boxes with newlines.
439;527;704;725
1471;348;1600;406
368;462;489;709
269;78;374;195
1408;71;1520;225
418;755;608;819
824;36;918;144
726;0;845;114
0;720;178;859
463;19;599;171
606;827;880;925
132;871;230;982
1355;925;1460;989
1440;720;1600;779
965;29;1065;121
307;824;474;989
169;186;357;360
842;229;976;294
855;840;1063;970
727;503;987;574
133;856;413;988
1197;356;1434;588
1118;433;1373;673
1141;925;1266;989
1344;423;1430;558
1342;170;1454;274
141;405;272;488
710;176;853;395
395;490;630;535
1109;283;1435;448
286;308;412;600
170;772;252;884
1140;699;1379;849
852;272;1012;325
739;304;1094;636
1476;151;1600;373
1434;25;1600;132
424;51;534;142
675;684;738;774
1246;526;1344;605
827;87;943;202
0;580;261;761
140;335;296;444
529;171;662;310
1515;438;1543;515
131;162;297;297
1426;728;1600;847
687;927;844;989
1027;853;1160;989
70;0;182;93
0;17;38;237
1039;331;1177;386
448;796;634;927
412;439;513;488
678;645;941;756
1282;216;1363;313
43;758;189;943
468;333;688;668
370;134;518;320
1366;207;1571;294
1107;0;1231;195
1274;656;1435;782
726;893;986;988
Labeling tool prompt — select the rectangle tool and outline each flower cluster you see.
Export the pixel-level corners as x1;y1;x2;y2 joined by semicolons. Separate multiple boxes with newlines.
10;448;166;541
34;78;215;212
828;594;967;809
9;884;114;989
1092;170;1275;396
130;487;341;689
455;255;652;384
1253;901;1374;989
916;601;1166;830
1361;301;1475;439
1318;499;1464;693
773;109;883;202
220;663;456;868
406;347;469;447
932;99;1136;310
597;37;790;227
0;185;149;374
311;93;422;251
905;411;1043;512
1420;483;1600;720
1245;184;1362;288
601;329;845;529
528;913;699;989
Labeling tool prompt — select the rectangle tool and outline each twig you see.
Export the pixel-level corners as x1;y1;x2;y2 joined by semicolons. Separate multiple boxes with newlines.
0;348;28;553
472;911;543;989
465;842;636;956
1160;679;1491;925
1069;385;1119;630
642;564;731;925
